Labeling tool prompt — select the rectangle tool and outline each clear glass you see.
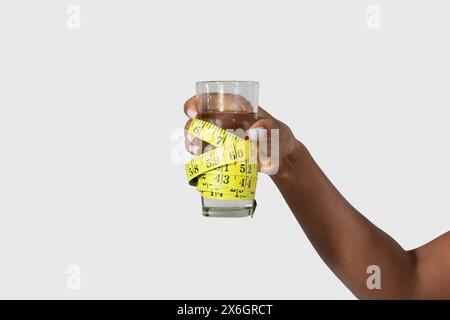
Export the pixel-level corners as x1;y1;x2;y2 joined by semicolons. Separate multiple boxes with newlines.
195;81;259;218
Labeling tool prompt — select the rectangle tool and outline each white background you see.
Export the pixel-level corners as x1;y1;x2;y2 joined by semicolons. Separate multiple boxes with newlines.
0;1;449;299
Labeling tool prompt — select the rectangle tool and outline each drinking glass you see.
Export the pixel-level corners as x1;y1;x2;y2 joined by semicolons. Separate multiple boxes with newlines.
195;81;259;217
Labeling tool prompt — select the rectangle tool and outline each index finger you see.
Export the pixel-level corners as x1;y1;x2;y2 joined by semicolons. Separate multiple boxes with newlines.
184;96;199;119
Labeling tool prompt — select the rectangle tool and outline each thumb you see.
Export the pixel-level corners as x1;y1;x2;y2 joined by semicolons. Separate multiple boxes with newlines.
247;118;280;175
247;118;278;141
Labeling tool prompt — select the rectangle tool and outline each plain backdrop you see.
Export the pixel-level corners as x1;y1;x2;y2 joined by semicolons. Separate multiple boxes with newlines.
0;1;449;299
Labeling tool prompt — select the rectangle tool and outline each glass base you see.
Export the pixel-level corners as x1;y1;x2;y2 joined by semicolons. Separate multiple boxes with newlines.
201;198;257;218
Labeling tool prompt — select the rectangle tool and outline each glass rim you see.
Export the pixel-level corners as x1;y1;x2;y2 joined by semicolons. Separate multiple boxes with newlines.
196;80;259;86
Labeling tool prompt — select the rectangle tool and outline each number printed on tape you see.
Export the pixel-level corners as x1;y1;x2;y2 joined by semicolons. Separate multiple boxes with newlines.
185;119;258;200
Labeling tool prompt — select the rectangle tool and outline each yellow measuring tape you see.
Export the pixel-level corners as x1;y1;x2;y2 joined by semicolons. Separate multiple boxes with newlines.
185;118;258;200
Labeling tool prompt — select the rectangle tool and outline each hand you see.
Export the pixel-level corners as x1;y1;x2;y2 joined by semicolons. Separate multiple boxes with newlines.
183;95;300;174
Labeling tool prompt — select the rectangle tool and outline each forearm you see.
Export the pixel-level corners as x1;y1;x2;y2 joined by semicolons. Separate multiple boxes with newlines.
271;141;419;299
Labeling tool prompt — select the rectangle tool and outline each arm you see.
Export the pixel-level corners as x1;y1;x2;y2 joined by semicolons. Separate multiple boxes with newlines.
272;140;450;299
183;96;450;299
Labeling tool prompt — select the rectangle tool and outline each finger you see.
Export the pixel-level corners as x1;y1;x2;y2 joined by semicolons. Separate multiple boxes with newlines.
234;94;254;113
184;96;199;118
247;118;279;174
184;118;193;131
247;118;278;156
247;118;279;150
184;118;194;142
184;137;202;155
248;118;278;133
184;119;202;153
197;93;254;113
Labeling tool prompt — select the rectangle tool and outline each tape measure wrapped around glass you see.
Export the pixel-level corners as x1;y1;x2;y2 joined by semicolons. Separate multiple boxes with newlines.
185;118;258;200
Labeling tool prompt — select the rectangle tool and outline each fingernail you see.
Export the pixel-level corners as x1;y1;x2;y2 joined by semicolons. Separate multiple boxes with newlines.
187;109;197;118
186;133;194;143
